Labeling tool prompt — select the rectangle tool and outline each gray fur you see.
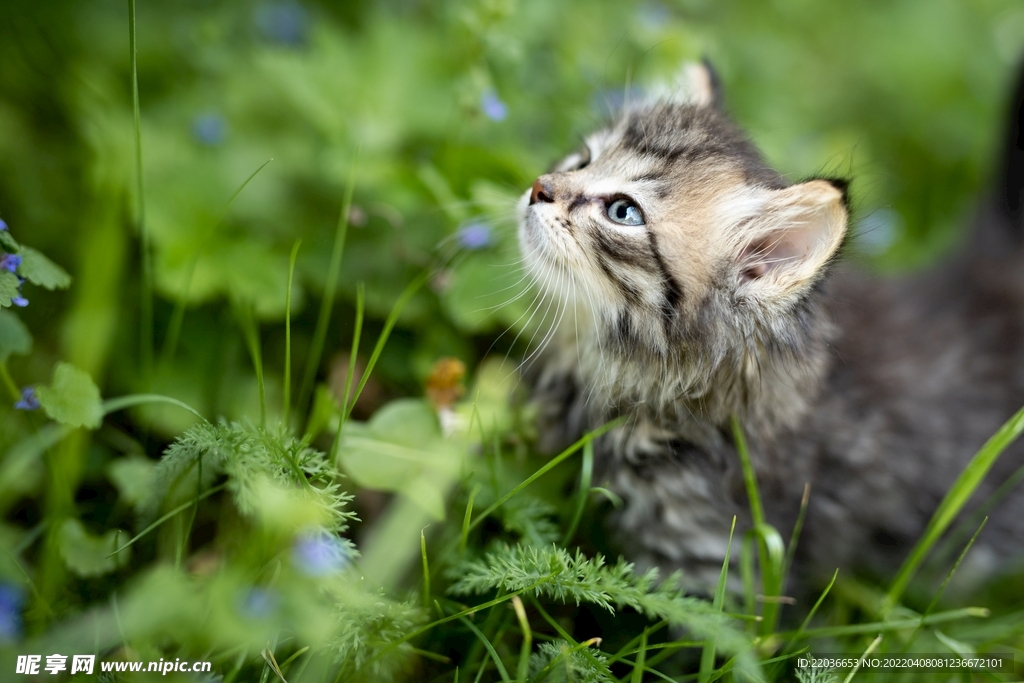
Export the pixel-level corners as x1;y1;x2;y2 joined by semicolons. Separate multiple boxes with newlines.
518;66;1024;595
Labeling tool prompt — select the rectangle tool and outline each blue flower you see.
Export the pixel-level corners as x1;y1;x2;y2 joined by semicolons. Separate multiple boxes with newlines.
0;219;7;231
11;296;27;308
480;90;508;122
458;222;493;250
238;586;279;619
14;387;39;411
0;253;22;273
255;2;309;46
291;529;351;576
192;114;227;147
0;583;24;643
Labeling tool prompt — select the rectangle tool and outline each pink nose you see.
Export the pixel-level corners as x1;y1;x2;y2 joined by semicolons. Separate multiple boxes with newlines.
530;179;554;205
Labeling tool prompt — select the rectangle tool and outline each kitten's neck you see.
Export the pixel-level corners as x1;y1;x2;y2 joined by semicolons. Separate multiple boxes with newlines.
548;297;836;438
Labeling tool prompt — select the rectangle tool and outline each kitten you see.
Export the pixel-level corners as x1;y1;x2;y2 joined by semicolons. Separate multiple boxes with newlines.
518;62;1024;592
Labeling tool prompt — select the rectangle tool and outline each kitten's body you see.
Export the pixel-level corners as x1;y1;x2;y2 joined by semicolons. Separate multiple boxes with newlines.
520;64;1024;592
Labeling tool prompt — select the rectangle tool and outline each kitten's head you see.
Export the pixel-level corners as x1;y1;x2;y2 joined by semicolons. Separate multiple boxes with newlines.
519;61;848;363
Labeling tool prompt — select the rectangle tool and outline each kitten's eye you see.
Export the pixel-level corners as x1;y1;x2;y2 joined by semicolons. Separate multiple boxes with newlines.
606;198;645;226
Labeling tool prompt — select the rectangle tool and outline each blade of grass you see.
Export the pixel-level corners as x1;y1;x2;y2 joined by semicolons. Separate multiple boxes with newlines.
732;414;784;635
884;403;1024;612
101;394;206;421
341;271;430;424
283;239;301;422
128;0;152;382
784;568;838;654
469;417;626;533
700;515;737;683
297;156;358;421
107;483;227;557
561;440;594;545
784;482;811;581
326;282;364;461
782;606;988;641
460;485;480;554
511;596;532;683
235;301;266;428
631;628;648;683
340;282;365;426
421;528;432;610
460;616;513;683
903;517;988;654
842;634;882;683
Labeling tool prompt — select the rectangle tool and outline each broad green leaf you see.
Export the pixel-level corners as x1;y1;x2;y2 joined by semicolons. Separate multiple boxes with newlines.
58;518;130;578
0;309;32;362
339;398;462;519
0;231;17;252
106;456;156;506
37;362;103;429
0;272;19;308
19;246;71;290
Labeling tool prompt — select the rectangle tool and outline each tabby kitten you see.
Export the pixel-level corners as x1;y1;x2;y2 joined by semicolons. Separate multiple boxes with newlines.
519;62;1024;591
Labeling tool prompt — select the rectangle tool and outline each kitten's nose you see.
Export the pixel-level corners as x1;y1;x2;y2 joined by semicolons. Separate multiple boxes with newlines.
529;179;554;205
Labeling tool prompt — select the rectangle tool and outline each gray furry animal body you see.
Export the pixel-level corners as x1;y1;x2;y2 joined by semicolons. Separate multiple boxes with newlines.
518;63;1024;591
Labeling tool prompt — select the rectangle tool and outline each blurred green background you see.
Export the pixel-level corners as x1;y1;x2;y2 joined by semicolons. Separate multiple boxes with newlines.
2;0;1024;678
2;0;1022;432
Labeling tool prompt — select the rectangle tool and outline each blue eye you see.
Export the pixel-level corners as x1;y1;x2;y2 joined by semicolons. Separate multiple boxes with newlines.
606;198;645;226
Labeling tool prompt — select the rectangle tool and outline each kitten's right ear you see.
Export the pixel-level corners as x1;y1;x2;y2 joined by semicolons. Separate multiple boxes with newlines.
736;180;848;301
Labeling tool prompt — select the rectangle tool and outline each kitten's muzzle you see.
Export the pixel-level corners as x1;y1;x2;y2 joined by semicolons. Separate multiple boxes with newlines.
530;179;554;205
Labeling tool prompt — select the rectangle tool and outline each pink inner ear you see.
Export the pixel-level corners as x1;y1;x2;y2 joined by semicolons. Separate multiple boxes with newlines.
739;230;807;282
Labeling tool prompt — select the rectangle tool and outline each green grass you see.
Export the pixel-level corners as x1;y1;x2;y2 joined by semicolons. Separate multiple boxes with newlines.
2;0;1024;681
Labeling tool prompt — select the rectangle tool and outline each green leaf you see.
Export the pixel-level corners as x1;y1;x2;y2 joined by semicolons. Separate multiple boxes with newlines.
0;309;32;362
339;398;462;519
58;518;130;577
37;362;103;429
106;456;156;506
0;272;19;308
18;246;71;290
0;231;17;252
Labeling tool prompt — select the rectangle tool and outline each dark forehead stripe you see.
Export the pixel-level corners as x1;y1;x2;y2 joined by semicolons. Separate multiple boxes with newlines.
617;104;788;187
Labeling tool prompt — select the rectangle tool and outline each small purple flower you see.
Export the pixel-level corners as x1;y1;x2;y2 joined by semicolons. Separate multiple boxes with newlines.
14;387;39;411
192;114;227;146
480;90;508;122
255;2;309;46
0;253;22;273
11;297;27;308
238;586;279;619
0;582;24;642
292;529;351;576
458;222;493;250
0;219;7;232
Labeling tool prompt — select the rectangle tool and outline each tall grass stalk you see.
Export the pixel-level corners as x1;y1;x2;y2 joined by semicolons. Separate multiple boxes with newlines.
297;157;358;422
235;301;266;428
700;515;737;683
884;403;1024;612
128;0;152;381
283;240;301;421
731;415;784;635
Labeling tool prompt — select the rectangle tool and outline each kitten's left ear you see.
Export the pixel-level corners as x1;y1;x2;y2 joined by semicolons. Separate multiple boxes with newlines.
737;180;849;298
669;59;723;109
